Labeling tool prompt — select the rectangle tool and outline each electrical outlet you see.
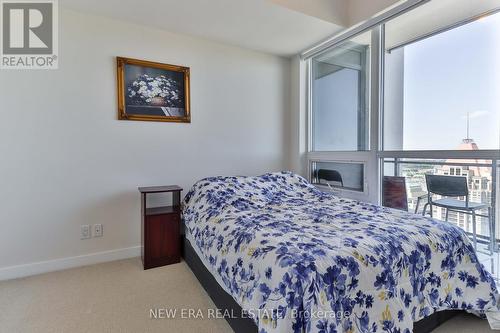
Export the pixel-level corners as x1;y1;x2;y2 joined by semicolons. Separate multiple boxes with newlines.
94;224;103;237
81;224;91;239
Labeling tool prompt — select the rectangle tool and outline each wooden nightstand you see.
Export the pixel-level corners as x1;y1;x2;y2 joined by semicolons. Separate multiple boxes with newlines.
139;185;182;270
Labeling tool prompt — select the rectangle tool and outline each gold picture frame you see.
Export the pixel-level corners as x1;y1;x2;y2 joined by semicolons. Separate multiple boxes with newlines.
117;57;190;123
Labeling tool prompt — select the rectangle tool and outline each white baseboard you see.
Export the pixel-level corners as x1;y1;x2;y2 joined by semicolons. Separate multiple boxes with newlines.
0;246;141;281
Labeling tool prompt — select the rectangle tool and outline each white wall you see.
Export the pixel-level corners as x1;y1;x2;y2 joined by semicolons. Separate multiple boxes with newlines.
268;0;401;28
269;0;349;26
347;0;400;26
0;8;290;275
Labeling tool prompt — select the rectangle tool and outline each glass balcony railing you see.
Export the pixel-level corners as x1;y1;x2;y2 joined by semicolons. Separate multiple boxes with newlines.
382;157;499;246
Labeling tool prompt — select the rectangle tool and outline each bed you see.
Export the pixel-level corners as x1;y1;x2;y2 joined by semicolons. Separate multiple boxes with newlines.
182;171;500;333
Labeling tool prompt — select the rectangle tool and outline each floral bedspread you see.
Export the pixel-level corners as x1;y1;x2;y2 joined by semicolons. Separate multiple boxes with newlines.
182;171;499;333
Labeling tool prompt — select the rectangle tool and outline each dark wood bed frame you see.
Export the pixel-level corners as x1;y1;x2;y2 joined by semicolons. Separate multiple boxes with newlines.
182;236;459;333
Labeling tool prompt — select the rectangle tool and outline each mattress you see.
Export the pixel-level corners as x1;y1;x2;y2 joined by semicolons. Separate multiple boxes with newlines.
182;171;500;333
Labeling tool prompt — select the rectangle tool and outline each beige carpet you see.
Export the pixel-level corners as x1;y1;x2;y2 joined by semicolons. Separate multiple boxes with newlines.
0;258;495;333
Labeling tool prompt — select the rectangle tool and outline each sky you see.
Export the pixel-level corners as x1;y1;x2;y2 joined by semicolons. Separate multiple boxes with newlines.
401;12;500;150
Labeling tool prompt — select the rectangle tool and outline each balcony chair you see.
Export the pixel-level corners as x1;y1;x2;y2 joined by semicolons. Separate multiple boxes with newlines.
414;194;428;215
316;169;343;190
422;174;493;253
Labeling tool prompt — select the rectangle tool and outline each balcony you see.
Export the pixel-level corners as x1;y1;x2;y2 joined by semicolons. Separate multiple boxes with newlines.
381;152;500;279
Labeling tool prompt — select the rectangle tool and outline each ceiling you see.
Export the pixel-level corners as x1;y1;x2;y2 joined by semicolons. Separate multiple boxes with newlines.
62;0;500;58
61;0;346;57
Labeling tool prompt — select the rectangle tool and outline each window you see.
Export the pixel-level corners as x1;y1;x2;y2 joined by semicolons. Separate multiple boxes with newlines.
305;0;500;223
378;1;500;248
311;30;371;152
310;161;365;192
383;9;500;151
307;29;375;201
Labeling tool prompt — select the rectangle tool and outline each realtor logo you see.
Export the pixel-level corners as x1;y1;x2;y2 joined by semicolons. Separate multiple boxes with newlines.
1;0;58;69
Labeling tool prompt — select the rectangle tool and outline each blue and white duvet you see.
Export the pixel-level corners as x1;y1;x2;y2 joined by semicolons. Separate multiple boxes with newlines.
183;171;500;333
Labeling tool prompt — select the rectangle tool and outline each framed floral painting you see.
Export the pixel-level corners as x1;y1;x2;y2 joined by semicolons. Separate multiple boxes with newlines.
117;57;190;123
